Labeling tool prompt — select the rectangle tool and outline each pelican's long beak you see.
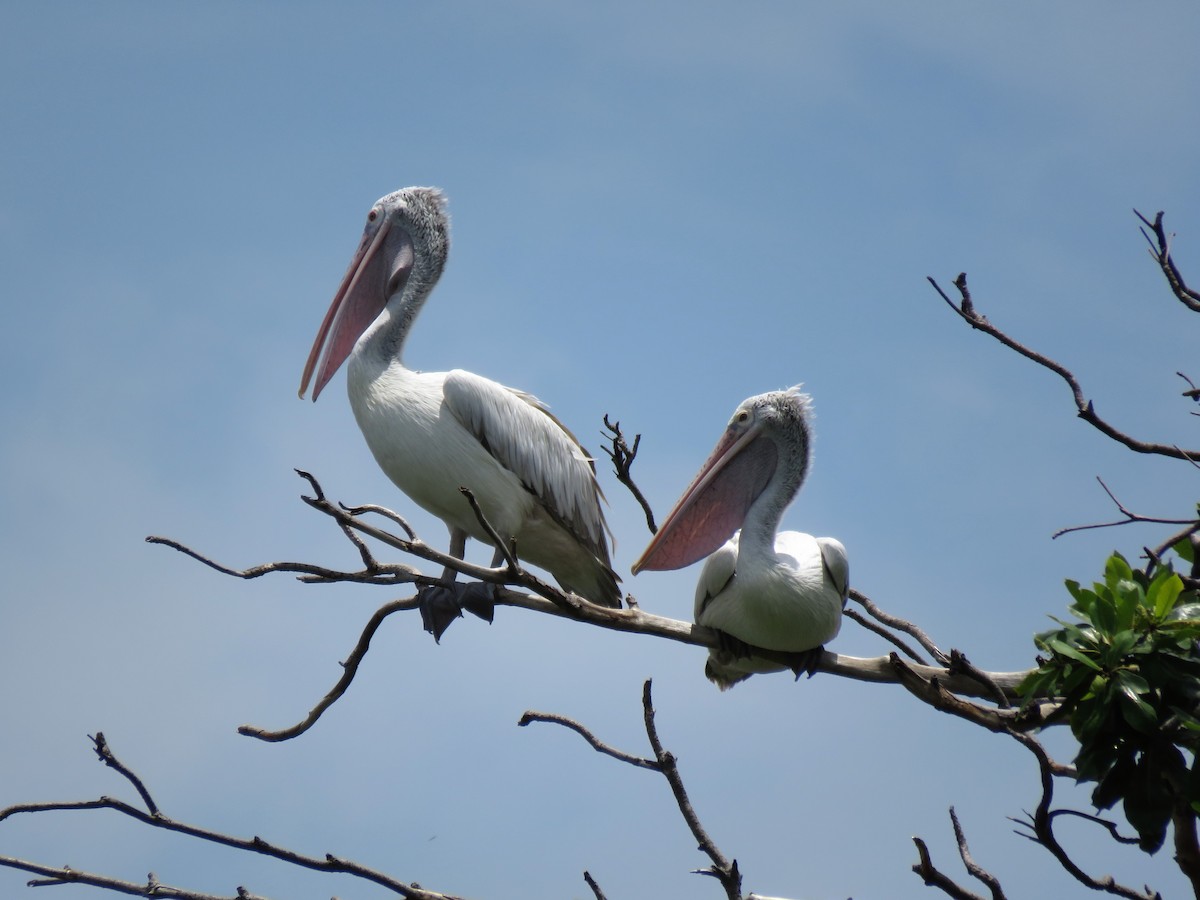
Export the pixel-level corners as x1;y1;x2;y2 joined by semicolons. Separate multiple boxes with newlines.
300;214;410;400
631;421;777;573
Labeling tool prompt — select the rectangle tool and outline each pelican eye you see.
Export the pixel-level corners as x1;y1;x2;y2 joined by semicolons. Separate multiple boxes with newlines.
735;410;751;424
368;209;379;222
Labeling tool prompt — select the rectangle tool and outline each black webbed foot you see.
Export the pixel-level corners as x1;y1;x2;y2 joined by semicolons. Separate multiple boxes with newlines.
787;645;826;680
714;629;756;660
418;582;496;642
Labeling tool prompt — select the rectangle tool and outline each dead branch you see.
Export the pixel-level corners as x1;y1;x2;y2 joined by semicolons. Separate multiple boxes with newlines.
843;607;930;664
1052;476;1199;540
525;680;747;900
237;597;419;741
518;711;660;770
0;860;266;900
850;588;949;665
583;870;608;900
0;735;467;900
148;470;1048;743
1006;729;1160;900
601;414;658;535
912;807;1005;900
928;273;1200;462
1136;209;1200;314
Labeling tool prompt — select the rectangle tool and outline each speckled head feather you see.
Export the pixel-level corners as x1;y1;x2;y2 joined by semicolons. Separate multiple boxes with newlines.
376;186;450;296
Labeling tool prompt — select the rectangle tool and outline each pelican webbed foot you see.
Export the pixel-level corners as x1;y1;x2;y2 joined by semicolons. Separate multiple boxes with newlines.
418;581;496;642
787;645;826;680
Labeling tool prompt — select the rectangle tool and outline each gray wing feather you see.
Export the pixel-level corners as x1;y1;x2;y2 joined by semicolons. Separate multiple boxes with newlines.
443;369;611;559
817;537;850;602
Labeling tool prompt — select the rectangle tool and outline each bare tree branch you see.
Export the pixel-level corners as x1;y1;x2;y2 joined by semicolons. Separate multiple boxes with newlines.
0;736;468;900
527;680;747;899
1006;729;1161;900
1135;209;1200;314
1052;476;1199;540
601;414;657;535
928;273;1200;461
518;710;660;770
639;680;742;899
146;470;1048;745
0;859;268;900
913;835;990;900
912;807;1006;900
850;588;949;665
237;597;418;742
583;870;608;900
843;607;930;664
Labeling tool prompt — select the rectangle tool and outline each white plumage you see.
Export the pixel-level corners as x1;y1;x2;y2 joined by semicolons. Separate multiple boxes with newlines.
633;388;847;688
301;188;620;633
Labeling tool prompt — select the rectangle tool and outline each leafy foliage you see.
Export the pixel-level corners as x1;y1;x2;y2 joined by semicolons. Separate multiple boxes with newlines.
1020;550;1200;853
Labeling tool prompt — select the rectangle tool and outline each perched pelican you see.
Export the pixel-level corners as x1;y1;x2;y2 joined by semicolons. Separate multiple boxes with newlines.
632;388;847;689
300;187;621;637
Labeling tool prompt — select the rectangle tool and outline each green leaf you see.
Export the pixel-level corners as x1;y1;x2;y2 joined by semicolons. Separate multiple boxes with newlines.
1113;580;1143;632
1092;750;1136;810
1117;684;1158;733
1071;691;1112;745
1149;571;1185;621
1174;536;1197;565
1123;754;1173;853
1087;588;1117;635
1106;553;1134;590
1016;669;1055;703
1104;630;1138;664
1047;638;1101;670
1189;753;1200;806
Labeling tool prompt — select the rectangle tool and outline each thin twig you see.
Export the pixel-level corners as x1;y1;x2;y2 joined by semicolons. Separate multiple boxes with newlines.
91;732;159;816
913;835;989;900
928;273;1200;461
850;588;949;665
1052;476;1199;540
844;607;930;664
0;859;266;900
950;807;1006;900
1135;209;1200;313
238;597;418;742
0;739;468;900
460;486;522;572
518;711;661;770
948;650;1011;709
601;414;658;535
146;534;419;586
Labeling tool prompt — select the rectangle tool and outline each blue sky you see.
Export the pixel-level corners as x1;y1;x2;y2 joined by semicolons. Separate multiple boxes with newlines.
2;3;1199;898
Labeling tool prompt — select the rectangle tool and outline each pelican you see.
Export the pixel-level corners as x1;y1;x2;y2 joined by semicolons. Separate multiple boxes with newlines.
632;388;847;689
300;187;621;638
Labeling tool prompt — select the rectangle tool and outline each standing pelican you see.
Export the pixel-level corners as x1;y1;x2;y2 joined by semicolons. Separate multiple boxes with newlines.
631;387;847;688
300;188;621;637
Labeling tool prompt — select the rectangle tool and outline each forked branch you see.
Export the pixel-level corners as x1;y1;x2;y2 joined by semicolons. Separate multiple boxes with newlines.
928;271;1200;461
523;680;746;900
0;735;467;900
147;470;1046;743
